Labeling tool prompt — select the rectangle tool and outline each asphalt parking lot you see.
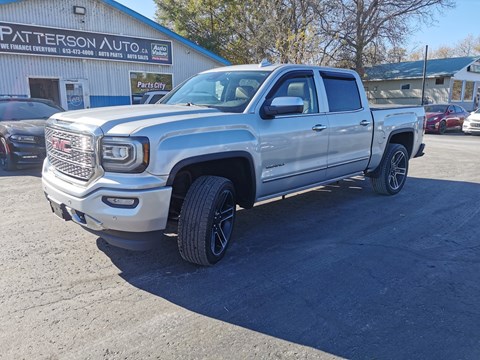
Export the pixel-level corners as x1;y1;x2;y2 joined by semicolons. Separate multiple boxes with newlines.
1;133;479;360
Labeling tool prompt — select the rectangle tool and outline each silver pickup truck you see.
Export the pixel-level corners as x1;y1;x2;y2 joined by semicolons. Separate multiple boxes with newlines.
42;64;425;265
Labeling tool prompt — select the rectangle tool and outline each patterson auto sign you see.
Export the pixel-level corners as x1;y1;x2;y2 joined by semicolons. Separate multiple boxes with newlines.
0;22;173;65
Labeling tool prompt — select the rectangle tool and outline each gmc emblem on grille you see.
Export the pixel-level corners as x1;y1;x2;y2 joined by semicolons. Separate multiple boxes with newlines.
51;136;72;153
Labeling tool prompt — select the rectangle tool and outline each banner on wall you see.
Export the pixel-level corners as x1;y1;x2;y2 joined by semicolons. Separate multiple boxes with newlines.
130;72;173;94
0;21;173;65
130;71;173;103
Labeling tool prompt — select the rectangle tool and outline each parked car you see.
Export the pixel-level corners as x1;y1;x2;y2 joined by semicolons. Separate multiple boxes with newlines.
139;90;169;104
424;104;469;134
463;108;480;135
0;98;63;170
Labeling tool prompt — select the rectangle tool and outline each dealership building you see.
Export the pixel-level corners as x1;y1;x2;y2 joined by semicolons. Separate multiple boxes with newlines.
0;0;230;110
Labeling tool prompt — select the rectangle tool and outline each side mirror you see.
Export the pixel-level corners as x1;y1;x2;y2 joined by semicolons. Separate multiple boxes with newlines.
261;97;304;119
448;109;454;114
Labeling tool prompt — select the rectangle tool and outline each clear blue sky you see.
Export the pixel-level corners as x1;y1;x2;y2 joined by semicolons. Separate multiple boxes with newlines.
116;0;479;53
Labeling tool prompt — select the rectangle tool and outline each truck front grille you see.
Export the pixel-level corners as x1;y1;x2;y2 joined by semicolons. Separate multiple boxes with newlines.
45;126;96;181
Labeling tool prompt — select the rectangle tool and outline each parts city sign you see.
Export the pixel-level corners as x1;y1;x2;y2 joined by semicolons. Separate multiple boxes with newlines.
0;22;173;65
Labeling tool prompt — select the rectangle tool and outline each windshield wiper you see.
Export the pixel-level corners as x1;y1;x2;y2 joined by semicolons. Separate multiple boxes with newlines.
177;102;212;108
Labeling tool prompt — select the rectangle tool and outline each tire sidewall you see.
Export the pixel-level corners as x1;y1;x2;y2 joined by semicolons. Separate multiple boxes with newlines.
384;144;408;195
0;137;14;171
438;121;447;134
178;176;236;266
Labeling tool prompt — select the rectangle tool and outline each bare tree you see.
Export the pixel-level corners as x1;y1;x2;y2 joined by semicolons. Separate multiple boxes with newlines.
413;34;480;60
316;0;454;75
456;34;480;57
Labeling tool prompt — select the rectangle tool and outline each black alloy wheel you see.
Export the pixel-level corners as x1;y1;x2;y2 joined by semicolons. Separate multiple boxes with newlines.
178;176;236;266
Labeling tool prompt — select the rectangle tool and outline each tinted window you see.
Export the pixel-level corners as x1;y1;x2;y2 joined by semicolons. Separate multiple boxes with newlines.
321;73;361;112
150;94;165;104
0;100;62;121
139;94;149;104
424;105;448;113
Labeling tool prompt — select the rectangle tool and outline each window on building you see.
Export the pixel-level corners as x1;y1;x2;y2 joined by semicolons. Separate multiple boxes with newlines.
401;84;411;90
451;80;463;101
464;81;474;101
321;72;362;112
435;78;445;85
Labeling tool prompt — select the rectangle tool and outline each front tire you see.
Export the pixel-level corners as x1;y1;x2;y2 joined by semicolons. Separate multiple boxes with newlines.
178;176;236;266
0;137;16;171
370;144;409;195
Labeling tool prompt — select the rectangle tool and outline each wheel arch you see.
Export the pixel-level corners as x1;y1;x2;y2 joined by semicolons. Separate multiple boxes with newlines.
367;129;413;177
166;151;256;209
388;129;414;157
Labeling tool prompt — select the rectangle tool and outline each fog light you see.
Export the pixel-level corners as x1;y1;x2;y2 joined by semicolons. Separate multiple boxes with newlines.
102;196;139;208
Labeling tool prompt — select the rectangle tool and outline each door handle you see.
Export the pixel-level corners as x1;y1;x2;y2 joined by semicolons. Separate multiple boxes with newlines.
312;124;327;132
360;120;371;126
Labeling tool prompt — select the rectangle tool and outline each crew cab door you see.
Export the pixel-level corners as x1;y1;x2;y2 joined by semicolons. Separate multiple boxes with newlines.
319;71;373;179
256;70;329;198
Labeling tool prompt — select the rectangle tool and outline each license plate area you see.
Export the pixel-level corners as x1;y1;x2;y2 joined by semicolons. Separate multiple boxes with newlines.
49;199;72;221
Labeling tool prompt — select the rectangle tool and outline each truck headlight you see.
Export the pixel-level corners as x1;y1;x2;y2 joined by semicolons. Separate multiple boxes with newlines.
101;137;149;173
10;134;36;143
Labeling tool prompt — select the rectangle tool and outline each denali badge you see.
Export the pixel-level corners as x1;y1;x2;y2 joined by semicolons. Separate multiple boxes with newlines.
51;136;72;153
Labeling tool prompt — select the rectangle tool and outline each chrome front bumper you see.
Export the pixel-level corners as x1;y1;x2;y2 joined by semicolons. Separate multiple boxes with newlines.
42;162;172;234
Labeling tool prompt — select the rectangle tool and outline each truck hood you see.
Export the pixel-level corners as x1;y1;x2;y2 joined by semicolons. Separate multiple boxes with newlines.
50;104;227;135
0;119;46;136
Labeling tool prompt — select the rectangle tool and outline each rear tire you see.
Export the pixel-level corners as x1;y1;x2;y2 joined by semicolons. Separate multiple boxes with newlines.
438;121;447;134
0;137;16;171
178;176;236;266
370;144;409;195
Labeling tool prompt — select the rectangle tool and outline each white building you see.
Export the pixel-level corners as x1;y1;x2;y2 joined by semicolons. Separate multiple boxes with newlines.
364;56;480;111
0;0;230;109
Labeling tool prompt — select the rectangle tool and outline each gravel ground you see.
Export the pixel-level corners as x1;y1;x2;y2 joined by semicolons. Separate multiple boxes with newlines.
0;133;479;360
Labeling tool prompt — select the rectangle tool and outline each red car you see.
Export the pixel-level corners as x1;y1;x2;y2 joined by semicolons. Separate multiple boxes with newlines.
424;104;469;134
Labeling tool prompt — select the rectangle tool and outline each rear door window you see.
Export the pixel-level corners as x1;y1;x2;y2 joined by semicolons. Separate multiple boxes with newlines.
320;71;362;112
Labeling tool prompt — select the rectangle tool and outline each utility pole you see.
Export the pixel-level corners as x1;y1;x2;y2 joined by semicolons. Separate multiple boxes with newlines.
421;45;428;105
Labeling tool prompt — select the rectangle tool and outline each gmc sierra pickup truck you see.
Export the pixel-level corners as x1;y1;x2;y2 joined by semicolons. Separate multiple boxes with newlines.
42;63;425;265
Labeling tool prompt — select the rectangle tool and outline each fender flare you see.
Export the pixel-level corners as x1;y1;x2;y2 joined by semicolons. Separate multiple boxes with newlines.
166;151;257;206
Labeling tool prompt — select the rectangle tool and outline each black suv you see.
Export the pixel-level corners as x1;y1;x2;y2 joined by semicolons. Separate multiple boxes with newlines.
0;98;63;171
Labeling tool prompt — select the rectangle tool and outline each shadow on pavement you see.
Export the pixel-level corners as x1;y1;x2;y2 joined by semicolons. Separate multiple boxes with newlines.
97;176;480;359
0;165;42;178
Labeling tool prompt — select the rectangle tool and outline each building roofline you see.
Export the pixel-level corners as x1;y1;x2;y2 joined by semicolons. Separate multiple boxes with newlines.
365;56;480;81
0;0;231;66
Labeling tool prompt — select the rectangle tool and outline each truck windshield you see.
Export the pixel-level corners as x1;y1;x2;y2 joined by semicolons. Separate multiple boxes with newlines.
161;71;271;113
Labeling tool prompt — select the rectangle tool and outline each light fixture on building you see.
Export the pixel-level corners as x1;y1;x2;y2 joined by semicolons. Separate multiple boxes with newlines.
73;6;86;15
